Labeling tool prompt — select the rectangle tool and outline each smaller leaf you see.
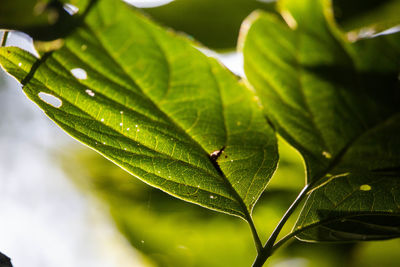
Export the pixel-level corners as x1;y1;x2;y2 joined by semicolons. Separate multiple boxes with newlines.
294;171;400;242
0;252;12;267
0;0;92;41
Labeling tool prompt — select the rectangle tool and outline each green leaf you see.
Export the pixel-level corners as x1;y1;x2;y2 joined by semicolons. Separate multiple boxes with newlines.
333;0;400;33
0;0;278;218
143;0;276;50
242;0;400;181
242;0;400;241
294;114;400;241
0;0;92;41
294;171;400;242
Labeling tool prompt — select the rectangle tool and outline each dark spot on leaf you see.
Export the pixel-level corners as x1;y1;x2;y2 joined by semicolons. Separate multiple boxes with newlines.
209;146;225;175
210;146;225;161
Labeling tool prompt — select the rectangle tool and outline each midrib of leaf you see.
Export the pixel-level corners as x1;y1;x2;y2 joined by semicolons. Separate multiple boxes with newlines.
83;23;224;156
251;12;397;182
82;21;255;216
292;32;330;154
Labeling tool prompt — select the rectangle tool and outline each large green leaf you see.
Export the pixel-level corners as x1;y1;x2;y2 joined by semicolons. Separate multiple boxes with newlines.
0;0;278;218
242;0;400;241
242;0;400;181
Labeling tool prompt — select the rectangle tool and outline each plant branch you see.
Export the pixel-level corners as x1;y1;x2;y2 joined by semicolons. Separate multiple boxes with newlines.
252;183;311;267
270;231;298;254
1;31;9;47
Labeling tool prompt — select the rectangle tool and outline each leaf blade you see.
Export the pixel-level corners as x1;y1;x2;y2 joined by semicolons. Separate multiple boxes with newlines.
0;0;278;217
242;0;400;241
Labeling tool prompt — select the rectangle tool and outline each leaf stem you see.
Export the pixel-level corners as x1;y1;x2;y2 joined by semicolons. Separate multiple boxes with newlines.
1;31;9;47
246;213;263;253
252;183;311;267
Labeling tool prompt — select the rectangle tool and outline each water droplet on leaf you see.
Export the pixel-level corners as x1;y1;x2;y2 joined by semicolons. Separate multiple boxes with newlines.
85;89;95;97
322;151;332;159
360;184;372;191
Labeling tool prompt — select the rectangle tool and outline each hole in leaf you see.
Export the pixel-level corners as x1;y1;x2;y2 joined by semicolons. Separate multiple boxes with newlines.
63;3;79;15
124;0;174;8
38;92;62;108
70;68;87;80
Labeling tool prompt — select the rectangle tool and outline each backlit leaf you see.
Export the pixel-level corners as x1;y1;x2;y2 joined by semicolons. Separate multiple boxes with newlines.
242;0;400;241
0;0;278;218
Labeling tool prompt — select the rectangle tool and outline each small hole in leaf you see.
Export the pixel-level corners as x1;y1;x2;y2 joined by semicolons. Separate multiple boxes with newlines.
124;0;174;8
70;68;87;80
38;92;62;108
63;3;79;15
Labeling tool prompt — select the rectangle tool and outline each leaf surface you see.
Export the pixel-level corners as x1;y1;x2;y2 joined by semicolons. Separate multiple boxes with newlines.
242;0;400;181
242;0;400;241
294;171;400;242
0;0;278;218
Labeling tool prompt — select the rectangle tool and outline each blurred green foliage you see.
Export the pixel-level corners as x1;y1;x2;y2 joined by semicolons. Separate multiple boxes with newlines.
142;0;276;50
61;138;379;267
333;0;400;32
1;0;399;50
0;0;92;41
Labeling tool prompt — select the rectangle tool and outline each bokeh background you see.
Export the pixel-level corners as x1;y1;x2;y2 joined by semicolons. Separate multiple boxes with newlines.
1;0;400;266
